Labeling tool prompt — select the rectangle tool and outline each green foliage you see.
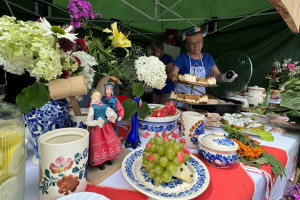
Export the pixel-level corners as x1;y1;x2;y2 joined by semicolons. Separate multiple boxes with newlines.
137;102;150;119
16;82;49;114
132;82;144;98
225;124;286;178
265;78;300;124
122;99;138;120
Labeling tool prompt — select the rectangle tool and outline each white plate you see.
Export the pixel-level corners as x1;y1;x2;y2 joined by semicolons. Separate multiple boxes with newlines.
57;192;110;200
121;148;210;200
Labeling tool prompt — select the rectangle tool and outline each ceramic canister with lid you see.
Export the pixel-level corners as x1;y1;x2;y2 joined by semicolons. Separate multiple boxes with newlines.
247;86;265;106
197;131;238;168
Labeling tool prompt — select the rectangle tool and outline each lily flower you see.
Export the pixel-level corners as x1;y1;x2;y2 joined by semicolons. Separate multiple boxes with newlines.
38;18;78;43
103;22;131;57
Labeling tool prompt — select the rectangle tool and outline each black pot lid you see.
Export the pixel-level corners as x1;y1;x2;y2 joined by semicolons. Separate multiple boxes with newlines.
210;51;253;97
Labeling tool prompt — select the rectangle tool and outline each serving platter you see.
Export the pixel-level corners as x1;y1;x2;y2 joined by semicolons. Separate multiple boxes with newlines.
172;77;218;87
121;149;210;200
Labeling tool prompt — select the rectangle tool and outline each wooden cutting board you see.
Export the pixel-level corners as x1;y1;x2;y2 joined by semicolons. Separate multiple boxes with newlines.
87;147;131;185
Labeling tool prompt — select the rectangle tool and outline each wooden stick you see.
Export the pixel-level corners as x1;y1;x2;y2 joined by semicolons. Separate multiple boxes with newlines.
69;96;82;116
187;85;206;95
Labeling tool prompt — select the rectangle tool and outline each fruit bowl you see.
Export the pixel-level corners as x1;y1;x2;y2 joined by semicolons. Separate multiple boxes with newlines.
137;104;180;137
197;131;238;168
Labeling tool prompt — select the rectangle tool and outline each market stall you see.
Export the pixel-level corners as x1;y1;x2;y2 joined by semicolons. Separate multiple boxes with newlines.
1;0;300;200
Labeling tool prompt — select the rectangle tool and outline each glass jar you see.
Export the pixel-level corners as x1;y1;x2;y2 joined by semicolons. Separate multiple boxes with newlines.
0;98;25;200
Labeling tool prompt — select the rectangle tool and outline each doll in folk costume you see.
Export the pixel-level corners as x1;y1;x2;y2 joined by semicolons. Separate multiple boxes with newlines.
101;82;124;135
85;89;122;170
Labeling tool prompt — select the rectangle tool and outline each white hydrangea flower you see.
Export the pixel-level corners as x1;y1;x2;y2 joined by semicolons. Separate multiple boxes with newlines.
71;51;97;90
134;56;167;89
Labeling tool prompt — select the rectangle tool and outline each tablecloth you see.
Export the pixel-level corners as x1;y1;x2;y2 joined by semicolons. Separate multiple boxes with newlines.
24;127;300;200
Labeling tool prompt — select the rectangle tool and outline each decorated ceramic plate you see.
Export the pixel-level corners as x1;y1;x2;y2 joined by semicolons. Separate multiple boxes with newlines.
121;149;210;200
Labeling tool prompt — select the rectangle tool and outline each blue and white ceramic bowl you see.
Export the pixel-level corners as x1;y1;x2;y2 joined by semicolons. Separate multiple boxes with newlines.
197;131;238;168
137;104;180;137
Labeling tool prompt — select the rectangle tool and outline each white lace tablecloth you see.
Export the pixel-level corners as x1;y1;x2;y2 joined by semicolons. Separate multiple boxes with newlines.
25;127;300;200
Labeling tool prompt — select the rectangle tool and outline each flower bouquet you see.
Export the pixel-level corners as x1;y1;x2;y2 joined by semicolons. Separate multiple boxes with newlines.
122;55;167;148
0;15;97;113
265;58;300;89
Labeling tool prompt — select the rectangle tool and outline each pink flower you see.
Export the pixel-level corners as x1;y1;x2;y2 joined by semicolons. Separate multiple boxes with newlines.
50;157;73;174
288;63;295;72
155;132;159;137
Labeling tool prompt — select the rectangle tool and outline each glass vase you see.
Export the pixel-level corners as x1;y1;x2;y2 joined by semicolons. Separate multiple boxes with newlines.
124;97;141;149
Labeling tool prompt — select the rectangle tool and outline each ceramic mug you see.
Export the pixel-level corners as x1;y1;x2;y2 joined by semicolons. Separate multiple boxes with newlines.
38;128;89;200
180;111;205;149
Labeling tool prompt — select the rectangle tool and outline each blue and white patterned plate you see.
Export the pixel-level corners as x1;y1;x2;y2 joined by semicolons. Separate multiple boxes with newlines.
121;149;210;200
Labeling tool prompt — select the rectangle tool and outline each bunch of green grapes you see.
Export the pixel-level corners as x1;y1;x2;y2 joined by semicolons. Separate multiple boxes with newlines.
142;134;190;185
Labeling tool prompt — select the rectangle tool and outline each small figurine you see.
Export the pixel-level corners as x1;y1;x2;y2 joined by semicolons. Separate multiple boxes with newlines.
101;82;124;135
85;89;122;170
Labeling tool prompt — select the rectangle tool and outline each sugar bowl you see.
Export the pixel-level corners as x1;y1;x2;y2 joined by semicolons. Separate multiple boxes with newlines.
197;131;238;168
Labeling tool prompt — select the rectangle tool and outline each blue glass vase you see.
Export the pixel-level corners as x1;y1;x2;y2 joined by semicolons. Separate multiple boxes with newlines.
24;99;68;165
124;97;141;149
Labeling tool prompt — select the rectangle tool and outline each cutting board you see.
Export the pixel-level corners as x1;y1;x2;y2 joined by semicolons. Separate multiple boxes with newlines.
87;147;131;185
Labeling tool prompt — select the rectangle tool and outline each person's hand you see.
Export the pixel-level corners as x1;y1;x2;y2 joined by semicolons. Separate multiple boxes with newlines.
222;70;238;82
118;116;122;121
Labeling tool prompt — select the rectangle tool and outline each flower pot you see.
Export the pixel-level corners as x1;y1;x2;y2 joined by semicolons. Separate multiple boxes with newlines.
38;128;89;200
68;108;89;129
24;99;68;165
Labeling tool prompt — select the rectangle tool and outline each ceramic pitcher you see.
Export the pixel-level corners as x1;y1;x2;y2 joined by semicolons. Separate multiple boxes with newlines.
38;128;89;200
180;111;205;149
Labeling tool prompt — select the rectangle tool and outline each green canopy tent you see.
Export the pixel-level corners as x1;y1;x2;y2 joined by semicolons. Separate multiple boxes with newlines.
1;0;299;88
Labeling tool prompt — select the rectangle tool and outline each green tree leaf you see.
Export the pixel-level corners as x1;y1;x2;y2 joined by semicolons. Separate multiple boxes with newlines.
122;99;138;120
280;89;300;110
27;82;49;108
16;92;34;114
137;102;150;119
285;110;300;124
132;82;144;98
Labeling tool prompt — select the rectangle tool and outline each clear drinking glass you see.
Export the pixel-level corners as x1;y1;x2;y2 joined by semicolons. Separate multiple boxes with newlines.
0;95;25;200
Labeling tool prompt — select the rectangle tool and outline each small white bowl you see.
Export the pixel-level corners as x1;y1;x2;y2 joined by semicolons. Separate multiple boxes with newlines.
137;104;180;137
197;131;238;168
